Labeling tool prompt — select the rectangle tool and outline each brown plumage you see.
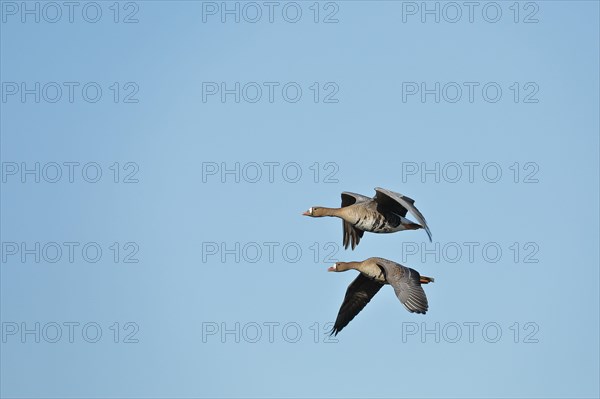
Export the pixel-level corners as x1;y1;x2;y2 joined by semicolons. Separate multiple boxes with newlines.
327;257;434;336
303;187;432;250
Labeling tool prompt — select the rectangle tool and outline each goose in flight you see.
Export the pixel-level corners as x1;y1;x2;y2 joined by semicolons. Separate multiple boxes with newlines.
303;187;432;249
328;257;434;336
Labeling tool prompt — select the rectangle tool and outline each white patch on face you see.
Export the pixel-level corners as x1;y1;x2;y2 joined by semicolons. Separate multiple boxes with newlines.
331;263;337;270
308;207;313;214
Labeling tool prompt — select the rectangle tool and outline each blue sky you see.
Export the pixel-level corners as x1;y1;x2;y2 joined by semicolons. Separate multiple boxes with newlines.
1;1;599;398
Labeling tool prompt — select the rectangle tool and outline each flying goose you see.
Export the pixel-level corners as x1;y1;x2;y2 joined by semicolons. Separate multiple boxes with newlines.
328;257;434;336
303;187;432;249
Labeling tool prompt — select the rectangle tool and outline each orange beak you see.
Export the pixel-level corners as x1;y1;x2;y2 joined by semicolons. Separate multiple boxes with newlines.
302;211;310;216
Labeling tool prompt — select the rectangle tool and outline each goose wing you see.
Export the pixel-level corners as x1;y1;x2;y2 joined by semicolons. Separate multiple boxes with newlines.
341;191;371;207
375;259;429;314
374;187;432;241
340;192;370;250
330;273;384;336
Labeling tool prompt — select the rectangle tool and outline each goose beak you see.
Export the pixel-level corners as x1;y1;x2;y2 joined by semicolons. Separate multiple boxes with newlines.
302;211;310;216
327;264;337;272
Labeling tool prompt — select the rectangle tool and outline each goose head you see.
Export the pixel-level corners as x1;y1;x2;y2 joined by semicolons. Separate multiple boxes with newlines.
302;206;325;217
328;262;351;272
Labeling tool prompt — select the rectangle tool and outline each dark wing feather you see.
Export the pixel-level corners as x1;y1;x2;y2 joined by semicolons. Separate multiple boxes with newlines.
330;274;384;336
341;191;371;207
374;187;432;241
376;260;429;314
341;192;370;250
343;222;364;250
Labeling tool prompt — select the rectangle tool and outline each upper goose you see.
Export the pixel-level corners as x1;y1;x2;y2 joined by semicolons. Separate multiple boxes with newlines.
328;257;434;336
303;187;432;249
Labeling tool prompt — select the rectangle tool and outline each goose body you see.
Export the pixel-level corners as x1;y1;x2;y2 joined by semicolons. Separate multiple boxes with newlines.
343;201;416;233
303;187;432;249
328;257;434;336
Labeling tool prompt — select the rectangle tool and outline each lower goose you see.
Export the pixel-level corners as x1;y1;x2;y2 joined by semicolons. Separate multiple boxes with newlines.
328;257;434;336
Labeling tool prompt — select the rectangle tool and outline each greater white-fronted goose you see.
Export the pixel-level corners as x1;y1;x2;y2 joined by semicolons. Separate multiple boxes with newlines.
328;257;434;336
303;187;432;249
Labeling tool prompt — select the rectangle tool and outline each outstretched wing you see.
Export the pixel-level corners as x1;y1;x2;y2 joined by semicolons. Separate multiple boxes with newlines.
330;273;384;336
340;192;370;250
376;259;429;314
374;187;432;241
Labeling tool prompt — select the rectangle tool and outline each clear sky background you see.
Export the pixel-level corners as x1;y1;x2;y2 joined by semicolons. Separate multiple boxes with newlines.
1;1;599;398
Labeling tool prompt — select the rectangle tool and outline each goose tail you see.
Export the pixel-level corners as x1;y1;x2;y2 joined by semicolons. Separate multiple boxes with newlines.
420;276;434;284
